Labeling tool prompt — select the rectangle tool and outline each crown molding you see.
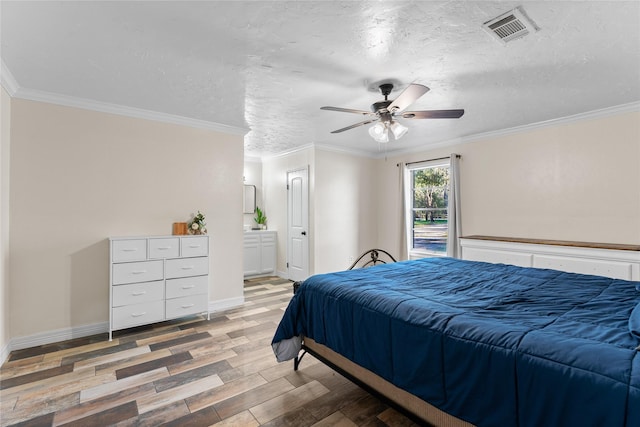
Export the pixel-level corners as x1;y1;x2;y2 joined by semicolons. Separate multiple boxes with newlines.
260;143;316;161
373;101;640;159
261;101;640;161
459;101;640;146
0;59;249;135
12;87;250;135
260;141;376;162
0;60;19;96
313;143;377;158
243;155;262;163
4;56;636;154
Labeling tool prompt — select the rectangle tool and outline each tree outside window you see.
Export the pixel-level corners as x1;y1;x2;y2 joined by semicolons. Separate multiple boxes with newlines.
411;166;449;255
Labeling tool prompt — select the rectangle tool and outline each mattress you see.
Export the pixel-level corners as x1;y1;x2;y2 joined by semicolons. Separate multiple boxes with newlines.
272;257;640;427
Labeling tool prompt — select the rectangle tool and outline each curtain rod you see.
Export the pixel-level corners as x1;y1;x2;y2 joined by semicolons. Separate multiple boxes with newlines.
397;154;460;167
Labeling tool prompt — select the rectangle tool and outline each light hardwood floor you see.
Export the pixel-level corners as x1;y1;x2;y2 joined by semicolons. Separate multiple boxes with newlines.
0;277;420;427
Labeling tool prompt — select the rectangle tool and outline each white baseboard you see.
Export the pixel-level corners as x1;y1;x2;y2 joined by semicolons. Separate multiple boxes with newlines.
10;321;109;352
2;297;247;359
208;296;245;313
277;270;289;279
1;339;11;365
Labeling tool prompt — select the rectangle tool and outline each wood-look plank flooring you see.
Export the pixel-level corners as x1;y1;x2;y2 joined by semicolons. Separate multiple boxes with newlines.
0;277;419;427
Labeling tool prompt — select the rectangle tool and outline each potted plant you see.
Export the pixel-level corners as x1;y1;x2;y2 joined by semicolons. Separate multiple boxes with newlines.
255;206;267;230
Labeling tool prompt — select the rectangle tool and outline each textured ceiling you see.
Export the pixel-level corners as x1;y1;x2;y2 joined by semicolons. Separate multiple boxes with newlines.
2;1;639;157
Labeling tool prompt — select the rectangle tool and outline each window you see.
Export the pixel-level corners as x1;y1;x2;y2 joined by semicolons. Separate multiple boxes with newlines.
408;161;450;257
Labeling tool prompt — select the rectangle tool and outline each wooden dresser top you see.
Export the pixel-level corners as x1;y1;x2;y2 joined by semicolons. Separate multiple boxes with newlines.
461;235;640;252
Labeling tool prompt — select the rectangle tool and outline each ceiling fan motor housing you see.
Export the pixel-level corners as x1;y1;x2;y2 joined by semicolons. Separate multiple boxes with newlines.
371;100;392;113
371;83;395;121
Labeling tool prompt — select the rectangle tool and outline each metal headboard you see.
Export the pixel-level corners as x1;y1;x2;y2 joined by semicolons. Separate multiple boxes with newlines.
347;249;397;270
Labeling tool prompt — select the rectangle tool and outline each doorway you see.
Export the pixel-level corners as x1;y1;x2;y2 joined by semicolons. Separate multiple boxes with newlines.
287;167;309;282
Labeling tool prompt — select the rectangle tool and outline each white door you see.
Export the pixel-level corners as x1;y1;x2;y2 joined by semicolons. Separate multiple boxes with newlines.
287;168;309;282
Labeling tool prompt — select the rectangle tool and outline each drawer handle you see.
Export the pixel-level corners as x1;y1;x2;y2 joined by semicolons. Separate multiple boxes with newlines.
181;266;195;270
122;248;138;252
181;285;196;289
188;245;201;248
132;291;147;296
181;304;195;309
157;246;171;250
132;270;147;275
131;312;146;317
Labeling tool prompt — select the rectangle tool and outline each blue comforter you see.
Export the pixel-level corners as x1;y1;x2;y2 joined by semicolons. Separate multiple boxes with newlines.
272;257;640;427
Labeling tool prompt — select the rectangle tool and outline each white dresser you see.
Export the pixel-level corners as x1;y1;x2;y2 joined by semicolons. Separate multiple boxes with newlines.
243;230;277;277
460;235;640;280
109;235;210;340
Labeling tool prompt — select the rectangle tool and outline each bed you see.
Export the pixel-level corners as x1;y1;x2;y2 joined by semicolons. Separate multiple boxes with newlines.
272;256;640;427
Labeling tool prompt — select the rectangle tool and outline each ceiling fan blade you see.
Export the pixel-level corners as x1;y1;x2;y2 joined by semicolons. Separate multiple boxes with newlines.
401;109;465;119
330;118;378;133
321;106;375;116
387;83;430;113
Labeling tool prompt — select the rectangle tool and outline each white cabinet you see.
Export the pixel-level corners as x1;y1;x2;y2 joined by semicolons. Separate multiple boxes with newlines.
109;235;210;340
460;236;640;280
243;231;277;277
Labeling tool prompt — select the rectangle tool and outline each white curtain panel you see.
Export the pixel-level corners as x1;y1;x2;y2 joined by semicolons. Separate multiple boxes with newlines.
399;162;411;260
447;154;462;258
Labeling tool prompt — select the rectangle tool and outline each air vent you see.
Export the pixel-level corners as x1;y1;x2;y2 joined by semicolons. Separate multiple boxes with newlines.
483;6;539;43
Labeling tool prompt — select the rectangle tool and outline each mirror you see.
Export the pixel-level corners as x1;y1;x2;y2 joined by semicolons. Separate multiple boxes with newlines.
243;185;256;214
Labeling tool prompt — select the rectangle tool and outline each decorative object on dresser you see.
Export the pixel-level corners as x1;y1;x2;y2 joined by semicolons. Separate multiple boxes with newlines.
243;230;276;277
109;235;210;340
188;210;207;235
172;222;188;235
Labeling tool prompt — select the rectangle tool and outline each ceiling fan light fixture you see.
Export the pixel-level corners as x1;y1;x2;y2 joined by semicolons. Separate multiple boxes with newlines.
369;122;389;143
389;121;408;140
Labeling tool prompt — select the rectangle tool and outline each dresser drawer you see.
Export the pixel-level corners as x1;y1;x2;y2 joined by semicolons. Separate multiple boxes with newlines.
261;233;276;244
112;239;147;262
165;257;208;279
112;260;163;285
112;280;164;307
181;236;208;257
112;300;164;330
244;234;259;245
166;275;208;299
165;294;208;319
148;237;180;259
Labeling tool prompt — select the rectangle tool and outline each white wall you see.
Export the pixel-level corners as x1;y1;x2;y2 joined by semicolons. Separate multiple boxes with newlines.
377;110;640;256
0;86;11;360
9;98;245;341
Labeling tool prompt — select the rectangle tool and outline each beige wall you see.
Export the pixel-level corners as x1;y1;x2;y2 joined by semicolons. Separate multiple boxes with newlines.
3;92;636;348
9;99;244;339
1;86;10;357
377;111;640;255
314;149;378;272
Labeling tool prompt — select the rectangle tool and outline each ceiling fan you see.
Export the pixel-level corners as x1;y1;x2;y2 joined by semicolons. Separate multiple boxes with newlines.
321;83;464;143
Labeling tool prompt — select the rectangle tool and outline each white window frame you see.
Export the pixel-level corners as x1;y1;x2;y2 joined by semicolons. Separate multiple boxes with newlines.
406;159;450;259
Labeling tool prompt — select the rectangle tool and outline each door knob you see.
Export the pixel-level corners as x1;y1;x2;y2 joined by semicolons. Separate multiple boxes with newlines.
301;231;307;235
